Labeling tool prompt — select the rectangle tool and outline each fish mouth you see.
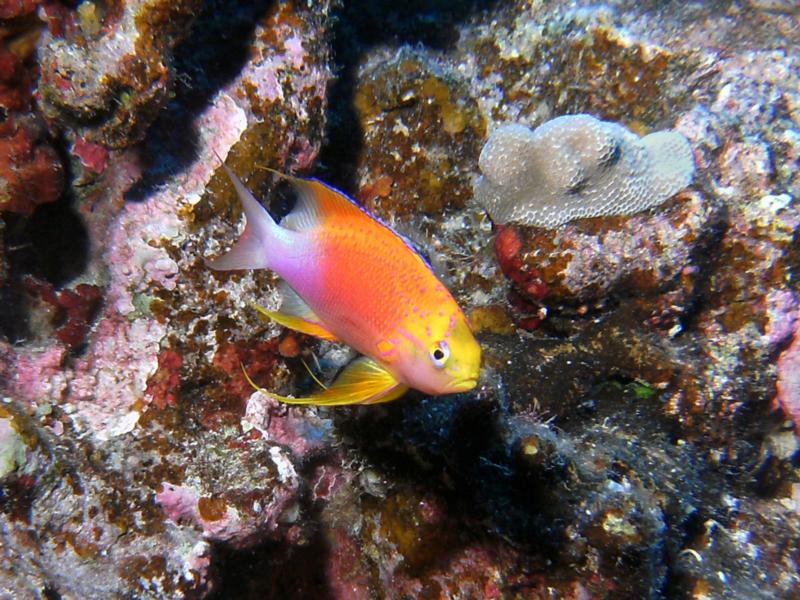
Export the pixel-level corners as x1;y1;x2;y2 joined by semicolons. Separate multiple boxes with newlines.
448;377;479;392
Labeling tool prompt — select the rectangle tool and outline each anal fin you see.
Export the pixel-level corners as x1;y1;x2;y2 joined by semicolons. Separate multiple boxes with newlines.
244;357;408;406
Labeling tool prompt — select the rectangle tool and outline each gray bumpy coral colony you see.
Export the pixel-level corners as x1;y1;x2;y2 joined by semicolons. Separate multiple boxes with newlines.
474;114;695;227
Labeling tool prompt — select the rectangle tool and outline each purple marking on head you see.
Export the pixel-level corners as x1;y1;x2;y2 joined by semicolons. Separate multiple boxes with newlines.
445;314;457;338
399;326;423;348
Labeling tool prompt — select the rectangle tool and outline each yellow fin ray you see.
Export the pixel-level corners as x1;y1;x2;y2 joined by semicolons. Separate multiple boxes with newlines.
251;280;340;342
252;302;339;341
300;357;328;390
243;357;408;406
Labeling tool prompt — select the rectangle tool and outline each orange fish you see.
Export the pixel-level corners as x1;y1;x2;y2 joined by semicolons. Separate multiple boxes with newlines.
208;164;481;405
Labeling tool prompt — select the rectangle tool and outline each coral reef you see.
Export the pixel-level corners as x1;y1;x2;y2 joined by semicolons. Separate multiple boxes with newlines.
154;439;302;549
350;48;486;219
1;0;799;598
777;323;800;427
493;189;713;308
0;111;65;215
0;3;64;215
0;398;214;598
0;395;307;598
2;1;335;597
22;276;103;349
475;115;695;227
38;0;203;150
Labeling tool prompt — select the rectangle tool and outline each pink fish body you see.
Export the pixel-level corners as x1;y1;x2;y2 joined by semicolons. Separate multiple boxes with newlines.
208;165;481;405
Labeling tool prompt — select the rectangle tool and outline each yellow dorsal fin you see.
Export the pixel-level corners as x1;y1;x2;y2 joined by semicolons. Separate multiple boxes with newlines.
243;357;408;406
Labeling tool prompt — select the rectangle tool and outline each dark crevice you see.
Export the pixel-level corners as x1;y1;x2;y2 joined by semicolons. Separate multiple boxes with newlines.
675;201;730;334
41;586;62;600
16;197;89;285
1;139;88;343
317;0;500;192
333;394;570;559
209;497;333;600
125;0;277;202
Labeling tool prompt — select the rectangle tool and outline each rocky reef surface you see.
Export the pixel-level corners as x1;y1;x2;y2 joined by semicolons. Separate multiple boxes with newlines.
1;1;798;598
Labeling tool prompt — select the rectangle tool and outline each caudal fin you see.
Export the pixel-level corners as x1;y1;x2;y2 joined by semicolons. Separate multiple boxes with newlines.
207;164;277;271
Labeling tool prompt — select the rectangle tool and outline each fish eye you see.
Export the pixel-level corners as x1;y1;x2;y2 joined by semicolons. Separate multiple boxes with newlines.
430;341;450;368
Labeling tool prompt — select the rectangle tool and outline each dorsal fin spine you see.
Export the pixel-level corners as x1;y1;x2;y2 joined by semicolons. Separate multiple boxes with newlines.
271;173;434;272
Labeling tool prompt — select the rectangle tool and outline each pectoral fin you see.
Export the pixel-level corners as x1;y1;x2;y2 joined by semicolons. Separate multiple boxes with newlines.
244;357;408;406
252;281;339;342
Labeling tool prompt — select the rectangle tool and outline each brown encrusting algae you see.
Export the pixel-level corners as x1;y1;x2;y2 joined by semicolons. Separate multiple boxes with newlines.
0;1;799;598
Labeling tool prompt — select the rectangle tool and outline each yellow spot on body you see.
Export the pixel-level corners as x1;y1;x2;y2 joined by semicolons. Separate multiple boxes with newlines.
377;339;395;356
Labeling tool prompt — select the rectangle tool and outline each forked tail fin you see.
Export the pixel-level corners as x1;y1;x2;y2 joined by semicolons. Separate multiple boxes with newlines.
207;163;278;271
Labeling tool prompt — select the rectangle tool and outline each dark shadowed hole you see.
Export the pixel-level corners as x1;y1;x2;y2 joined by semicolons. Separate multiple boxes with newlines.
23;198;89;285
332;395;569;558
1;194;90;342
210;529;333;600
126;0;276;202
267;179;299;223
318;0;501;192
41;586;61;600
